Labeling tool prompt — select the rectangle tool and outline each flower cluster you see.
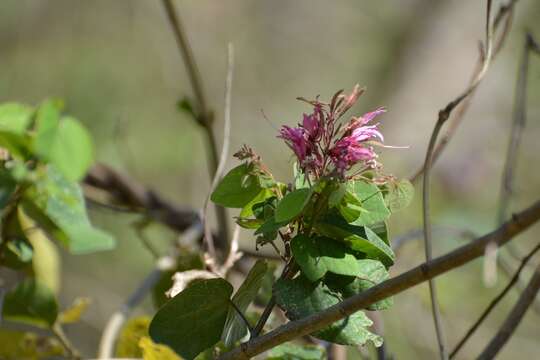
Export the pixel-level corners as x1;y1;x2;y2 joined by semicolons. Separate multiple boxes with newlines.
278;85;387;179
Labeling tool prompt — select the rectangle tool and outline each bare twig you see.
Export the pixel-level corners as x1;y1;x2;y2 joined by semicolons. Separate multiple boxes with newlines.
450;242;540;358
52;322;81;359
160;0;230;248
421;2;495;358
488;33;540;287
218;199;540;359
409;0;517;183
477;264;540;359
203;43;234;260
84;164;200;233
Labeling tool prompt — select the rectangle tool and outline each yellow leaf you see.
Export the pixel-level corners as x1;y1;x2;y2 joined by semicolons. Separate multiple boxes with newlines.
115;316;151;358
139;336;183;360
0;329;64;359
17;205;61;294
58;297;91;324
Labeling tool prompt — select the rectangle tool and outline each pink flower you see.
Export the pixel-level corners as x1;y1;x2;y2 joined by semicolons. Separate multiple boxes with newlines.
278;126;308;162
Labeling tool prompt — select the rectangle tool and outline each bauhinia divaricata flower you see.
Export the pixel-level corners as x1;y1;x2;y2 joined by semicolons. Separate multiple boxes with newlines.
278;85;391;179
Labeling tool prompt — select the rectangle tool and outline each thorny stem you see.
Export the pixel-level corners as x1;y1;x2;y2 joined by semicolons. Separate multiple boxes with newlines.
450;242;540;358
219;199;540;360
161;0;230;252
422;1;494;359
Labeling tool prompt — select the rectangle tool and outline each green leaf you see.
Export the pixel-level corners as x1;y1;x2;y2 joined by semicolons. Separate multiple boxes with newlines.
267;343;326;360
315;213;394;266
325;259;393;310
222;260;267;346
0;103;33;134
2;278;58;328
33;100;60;159
23;166;115;254
0;169;16;208
211;164;262;208
239;189;273;218
275;188;311;222
386;179;414;212
274;276;382;346
47;117;94;181
149;278;233;360
3;237;33;269
328;183;347;208
291;235;360;282
293;163;309;190
344;181;390;226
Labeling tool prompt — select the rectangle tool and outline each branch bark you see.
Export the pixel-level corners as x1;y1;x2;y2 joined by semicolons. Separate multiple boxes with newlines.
219;199;540;359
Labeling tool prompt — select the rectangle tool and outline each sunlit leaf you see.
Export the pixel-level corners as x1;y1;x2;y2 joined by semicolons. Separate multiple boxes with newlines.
58;297;91;324
139;337;182;360
211;164;262;208
291;235;360;282
0;103;33;134
115;316;151;358
274;275;382;346
149;278;233;360
275;188;312;223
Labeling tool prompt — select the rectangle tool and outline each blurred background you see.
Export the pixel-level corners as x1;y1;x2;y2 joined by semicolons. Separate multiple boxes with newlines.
1;0;539;358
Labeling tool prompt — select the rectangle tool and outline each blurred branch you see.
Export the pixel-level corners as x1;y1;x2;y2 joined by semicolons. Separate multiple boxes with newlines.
52;323;81;360
422;1;495;358
219;199;540;360
450;242;540;358
392;225;477;254
489;33;540;285
203;43;234;261
409;0;517;183
477;264;540;359
160;0;230;250
84;163;200;233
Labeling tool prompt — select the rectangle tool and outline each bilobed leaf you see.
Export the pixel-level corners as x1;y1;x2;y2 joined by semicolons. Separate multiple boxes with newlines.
222;260;267;346
267;343;326;360
23;166;115;254
149;278;233;360
0;102;33;134
325;259;393;310
274;276;382;346
346;181;390;226
275;188;311;222
211;164;262;208
386;179;414;212
291;235;360;282
48;116;94;181
2;278;58;328
315;213;394;266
